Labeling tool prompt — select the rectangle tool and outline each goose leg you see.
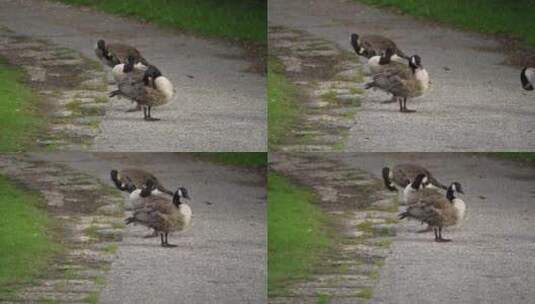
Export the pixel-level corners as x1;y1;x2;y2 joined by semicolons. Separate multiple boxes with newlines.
398;97;403;112
160;233;165;247
144;106;160;121
163;232;177;248
433;227;439;241
436;226;451;242
402;98;416;113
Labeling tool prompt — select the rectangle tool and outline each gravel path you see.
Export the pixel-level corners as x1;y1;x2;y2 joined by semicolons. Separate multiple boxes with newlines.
269;0;535;151
0;0;265;151
33;152;267;304
333;153;535;303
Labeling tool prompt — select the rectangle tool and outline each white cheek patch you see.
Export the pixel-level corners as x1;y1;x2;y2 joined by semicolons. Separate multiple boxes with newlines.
451;184;457;192
178;189;183;198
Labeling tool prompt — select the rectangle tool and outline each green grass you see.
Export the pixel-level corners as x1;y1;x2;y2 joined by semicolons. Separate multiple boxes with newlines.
57;0;266;44
193;153;267;168
356;0;535;47
268;173;333;296
268;59;301;147
0;175;61;293
487;152;535;164
0;60;43;151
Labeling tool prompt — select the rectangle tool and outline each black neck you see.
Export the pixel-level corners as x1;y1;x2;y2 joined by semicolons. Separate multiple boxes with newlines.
446;188;455;201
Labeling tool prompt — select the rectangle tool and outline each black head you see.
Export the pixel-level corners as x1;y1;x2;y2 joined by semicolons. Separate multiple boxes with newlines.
411;174;427;190
379;48;395;65
409;55;422;70
97;39;106;50
521;67;533;91
446;182;464;201
143;65;162;87
122;55;136;73
350;33;365;56
110;169;119;182
139;179;155;197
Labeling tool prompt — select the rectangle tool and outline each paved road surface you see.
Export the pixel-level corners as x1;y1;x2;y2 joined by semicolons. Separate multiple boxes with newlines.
332;153;535;303
33;152;266;304
269;0;535;151
0;0;265;151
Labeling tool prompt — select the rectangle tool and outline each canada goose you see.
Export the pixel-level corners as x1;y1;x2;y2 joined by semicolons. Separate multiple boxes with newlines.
350;33;409;60
365;55;430;113
110;56;151;112
109;65;174;121
110;168;173;197
399;179;465;242
382;164;447;192
368;48;407;75
125;180;192;248
94;39;150;69
521;67;534;91
401;173;427;205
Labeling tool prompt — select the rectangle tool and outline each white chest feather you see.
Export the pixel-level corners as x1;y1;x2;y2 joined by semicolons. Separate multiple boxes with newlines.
126;189;143;210
402;185;420;205
368;56;381;67
112;64;126;82
390;54;405;64
453;198;466;221
155;77;175;101
415;68;430;92
134;62;148;71
526;68;535;84
179;204;192;228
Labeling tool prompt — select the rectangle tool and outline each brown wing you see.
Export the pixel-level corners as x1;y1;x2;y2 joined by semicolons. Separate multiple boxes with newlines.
107;43;144;64
120;168;159;188
372;70;411;97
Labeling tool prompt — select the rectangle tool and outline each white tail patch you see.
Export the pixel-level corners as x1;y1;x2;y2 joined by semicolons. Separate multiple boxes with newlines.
155;76;174;101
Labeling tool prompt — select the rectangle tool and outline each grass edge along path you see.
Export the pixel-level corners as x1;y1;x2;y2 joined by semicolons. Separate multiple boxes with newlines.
268;58;301;148
355;0;535;47
268;173;334;297
0;59;43;151
0;175;62;295
55;0;267;45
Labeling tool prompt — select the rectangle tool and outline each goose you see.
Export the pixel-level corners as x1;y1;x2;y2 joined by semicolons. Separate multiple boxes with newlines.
125;180;192;248
521;67;534;91
350;33;409;60
367;48;407;75
110;56;151;112
399;179;465;242
401;173;427;205
365;55;430;113
110;168;173;197
382;164;447;192
94;39;150;69
109;64;174;121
